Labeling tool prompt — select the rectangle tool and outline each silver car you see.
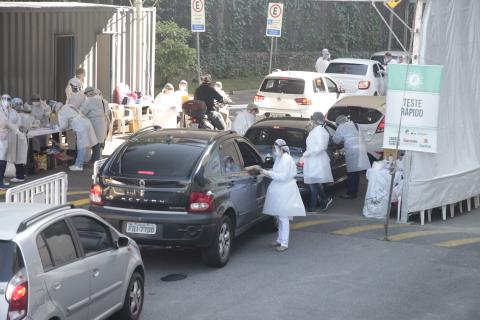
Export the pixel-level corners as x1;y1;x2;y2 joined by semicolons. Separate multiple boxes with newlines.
0;204;144;320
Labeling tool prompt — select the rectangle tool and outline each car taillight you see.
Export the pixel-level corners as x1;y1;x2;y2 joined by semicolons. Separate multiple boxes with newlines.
191;117;198;123
294;98;312;105
188;192;214;213
6;269;28;320
376;117;385;133
90;184;104;206
254;95;265;102
358;81;371;90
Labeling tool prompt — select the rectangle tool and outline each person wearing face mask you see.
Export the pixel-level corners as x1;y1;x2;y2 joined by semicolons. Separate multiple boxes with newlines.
333;114;371;199
315;48;331;73
11;101;34;183
0;94;21;188
80;87;110;162
176;80;189;104
55;95;98;171
247;139;306;252
232;103;259;136
302;112;334;212
65;68;86;102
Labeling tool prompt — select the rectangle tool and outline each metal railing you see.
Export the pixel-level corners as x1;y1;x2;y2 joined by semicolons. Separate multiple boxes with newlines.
6;172;68;205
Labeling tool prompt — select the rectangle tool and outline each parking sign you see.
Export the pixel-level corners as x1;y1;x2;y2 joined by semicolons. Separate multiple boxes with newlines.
191;0;205;32
266;3;283;37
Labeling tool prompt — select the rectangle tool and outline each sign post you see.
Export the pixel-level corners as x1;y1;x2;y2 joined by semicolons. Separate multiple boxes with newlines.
266;3;283;73
191;0;206;84
382;64;443;239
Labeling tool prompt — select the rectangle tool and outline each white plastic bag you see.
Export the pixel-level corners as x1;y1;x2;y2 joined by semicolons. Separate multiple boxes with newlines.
363;168;391;219
4;162;16;178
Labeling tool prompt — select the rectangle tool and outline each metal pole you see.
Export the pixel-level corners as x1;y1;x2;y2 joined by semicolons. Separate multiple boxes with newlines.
371;2;410;56
387;11;394;50
196;32;201;84
268;37;274;74
404;2;410;48
134;0;143;91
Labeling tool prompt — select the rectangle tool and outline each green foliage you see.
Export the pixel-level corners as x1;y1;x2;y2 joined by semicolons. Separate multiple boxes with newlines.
155;21;197;85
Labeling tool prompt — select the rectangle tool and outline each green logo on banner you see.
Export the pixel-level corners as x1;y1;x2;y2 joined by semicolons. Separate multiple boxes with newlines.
388;64;443;93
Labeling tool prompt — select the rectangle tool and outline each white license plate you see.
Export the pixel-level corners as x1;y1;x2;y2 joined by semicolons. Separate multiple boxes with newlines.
190;123;199;129
126;222;157;235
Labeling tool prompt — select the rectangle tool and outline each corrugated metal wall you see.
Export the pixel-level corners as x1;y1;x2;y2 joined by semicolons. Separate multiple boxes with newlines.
0;5;156;101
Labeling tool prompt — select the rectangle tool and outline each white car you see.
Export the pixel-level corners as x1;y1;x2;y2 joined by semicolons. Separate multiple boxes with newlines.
326;95;386;160
370;50;407;66
325;58;386;96
254;71;345;118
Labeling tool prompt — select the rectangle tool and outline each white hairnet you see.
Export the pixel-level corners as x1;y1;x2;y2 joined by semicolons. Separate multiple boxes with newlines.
311;112;325;125
274;138;290;154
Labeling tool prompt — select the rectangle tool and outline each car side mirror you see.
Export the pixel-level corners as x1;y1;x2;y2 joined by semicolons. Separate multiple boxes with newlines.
117;236;129;248
263;156;274;168
338;86;346;94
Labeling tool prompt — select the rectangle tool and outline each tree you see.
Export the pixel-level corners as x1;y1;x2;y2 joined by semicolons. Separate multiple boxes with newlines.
155;21;197;86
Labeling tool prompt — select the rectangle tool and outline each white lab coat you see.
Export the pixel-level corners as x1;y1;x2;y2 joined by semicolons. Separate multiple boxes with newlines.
303;125;334;184
0;106;18;162
262;153;306;217
57;104;98;150
315;57;330;73
232;110;256;136
15;113;34;164
80;96;109;144
333;121;371;173
65;77;84;102
29;102;50;151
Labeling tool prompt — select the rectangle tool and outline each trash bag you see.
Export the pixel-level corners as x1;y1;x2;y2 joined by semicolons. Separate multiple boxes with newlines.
4;163;15;178
363;167;392;219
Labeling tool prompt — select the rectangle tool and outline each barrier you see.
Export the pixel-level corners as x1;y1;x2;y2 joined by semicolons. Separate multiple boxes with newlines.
6;172;68;205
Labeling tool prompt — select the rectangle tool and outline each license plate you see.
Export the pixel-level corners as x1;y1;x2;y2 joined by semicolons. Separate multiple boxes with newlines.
190;123;199;129
126;222;156;235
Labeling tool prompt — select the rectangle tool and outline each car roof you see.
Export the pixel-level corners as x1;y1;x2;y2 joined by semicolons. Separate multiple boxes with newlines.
250;117;312;131
332;96;386;113
264;71;327;80
371;51;406;57
329;58;378;65
0;204;53;240
134;129;237;145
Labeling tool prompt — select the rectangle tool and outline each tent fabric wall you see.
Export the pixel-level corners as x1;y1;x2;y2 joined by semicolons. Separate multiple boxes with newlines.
402;0;480;214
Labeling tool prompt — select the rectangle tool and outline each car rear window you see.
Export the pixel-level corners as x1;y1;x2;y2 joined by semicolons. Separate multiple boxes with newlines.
246;128;307;150
260;78;305;94
112;141;205;178
327;106;383;124
325;63;368;76
0;241;24;282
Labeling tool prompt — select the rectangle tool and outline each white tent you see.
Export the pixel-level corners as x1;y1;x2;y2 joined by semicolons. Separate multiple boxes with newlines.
401;0;480;220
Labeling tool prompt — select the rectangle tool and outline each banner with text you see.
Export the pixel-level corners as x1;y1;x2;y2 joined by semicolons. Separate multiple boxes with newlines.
383;64;443;153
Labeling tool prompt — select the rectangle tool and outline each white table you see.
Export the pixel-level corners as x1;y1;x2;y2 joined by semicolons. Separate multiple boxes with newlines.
27;127;60;139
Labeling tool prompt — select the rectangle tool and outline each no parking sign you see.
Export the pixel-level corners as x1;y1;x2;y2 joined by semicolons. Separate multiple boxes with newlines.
191;0;205;32
266;3;283;37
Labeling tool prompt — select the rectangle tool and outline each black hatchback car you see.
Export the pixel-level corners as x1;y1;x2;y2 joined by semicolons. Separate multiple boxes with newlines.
90;128;272;267
245;117;348;196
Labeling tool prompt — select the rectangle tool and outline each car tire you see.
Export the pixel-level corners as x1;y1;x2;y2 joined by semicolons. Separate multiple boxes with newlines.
202;215;233;268
116;271;144;320
261;216;278;233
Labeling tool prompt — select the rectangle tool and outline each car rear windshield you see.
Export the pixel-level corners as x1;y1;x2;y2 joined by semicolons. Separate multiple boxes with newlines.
259;78;305;94
327;106;383;124
246;128;307;151
0;241;23;282
110;140;205;178
325;63;368;76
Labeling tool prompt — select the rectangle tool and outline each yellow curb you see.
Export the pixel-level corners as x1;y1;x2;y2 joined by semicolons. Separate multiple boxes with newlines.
291;219;351;231
388;230;451;241
434;237;480;248
71;198;90;207
332;224;386;236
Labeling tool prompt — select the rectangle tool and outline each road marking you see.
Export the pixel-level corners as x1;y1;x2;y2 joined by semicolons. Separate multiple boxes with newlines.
332;224;386;236
434;237;480;248
71;198;90;207
67;190;90;196
388;230;451;241
291;219;347;230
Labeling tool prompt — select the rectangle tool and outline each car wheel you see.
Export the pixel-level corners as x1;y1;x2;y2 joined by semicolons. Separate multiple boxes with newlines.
202;215;233;268
116;272;144;320
261;216;278;233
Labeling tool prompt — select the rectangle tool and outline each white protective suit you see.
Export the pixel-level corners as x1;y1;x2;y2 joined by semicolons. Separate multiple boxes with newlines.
57;104;98;150
333;121;370;173
65;77;84;102
303;125;334;184
0;106;19;162
80;95;109;144
232;110;256;136
65;93;86;150
262;153;306;217
29;101;51;151
315;57;330;73
15;112;34;164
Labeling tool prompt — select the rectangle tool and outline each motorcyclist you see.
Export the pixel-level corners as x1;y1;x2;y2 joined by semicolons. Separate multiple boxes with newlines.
194;74;226;130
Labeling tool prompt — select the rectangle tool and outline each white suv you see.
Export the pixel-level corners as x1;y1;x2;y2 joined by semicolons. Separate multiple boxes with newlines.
254;71;344;117
0;204;144;320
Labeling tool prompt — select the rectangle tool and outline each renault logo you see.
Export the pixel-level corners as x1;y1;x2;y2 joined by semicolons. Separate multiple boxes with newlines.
139;179;146;188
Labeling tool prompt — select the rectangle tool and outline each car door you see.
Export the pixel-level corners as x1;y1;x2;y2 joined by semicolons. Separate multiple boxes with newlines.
311;77;329;114
324;123;347;183
324;77;343;109
36;220;91;320
68;215;128;320
235;139;267;220
373;63;386;95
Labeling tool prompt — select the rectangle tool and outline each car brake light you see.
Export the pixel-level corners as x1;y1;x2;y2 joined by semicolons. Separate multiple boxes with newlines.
137;170;154;175
188;192;214;213
6;269;28;320
376;117;385;133
294;98;312;105
90;184;104;206
358;81;371;90
254;95;265;102
191;117;198;123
